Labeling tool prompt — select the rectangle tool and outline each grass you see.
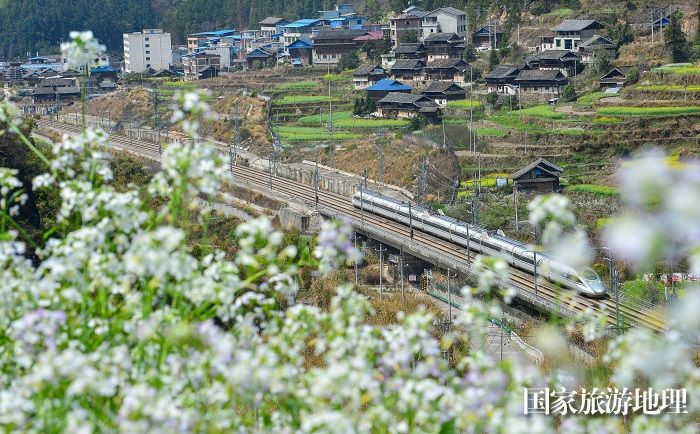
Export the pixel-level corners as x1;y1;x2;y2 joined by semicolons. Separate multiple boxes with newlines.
275;81;318;90
275;95;339;105
577;92;606;104
476;127;508;137
297;111;409;129
516;105;565;119
566;184;619;196
446;100;482;109
652;63;700;75
276;126;361;142
460;173;512;190
634;84;700;92
596;106;700;116
544;7;573;17
161;81;196;89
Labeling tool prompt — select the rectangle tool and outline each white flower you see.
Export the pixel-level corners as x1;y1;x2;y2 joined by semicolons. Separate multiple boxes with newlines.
60;30;105;70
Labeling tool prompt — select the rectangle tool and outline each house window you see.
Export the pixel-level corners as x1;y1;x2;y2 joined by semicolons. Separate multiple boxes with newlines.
564;39;572;49
145;37;150;41
145;44;150;48
555;39;561;48
146;51;150;54
534;168;543;178
146;57;150;61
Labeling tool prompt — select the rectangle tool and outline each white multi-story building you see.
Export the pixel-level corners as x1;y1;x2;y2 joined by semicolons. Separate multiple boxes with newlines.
123;29;172;73
421;7;467;39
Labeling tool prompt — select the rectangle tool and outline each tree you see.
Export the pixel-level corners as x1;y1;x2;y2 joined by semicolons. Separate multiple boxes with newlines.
561;84;577;102
338;52;360;71
362;0;384;23
367;98;377;114
362;97;372;115
665;12;688;63
407;114;428;131
488;49;500;71
463;44;477;63
399;30;418;44
607;21;634;46
690;5;700;61
353;98;362;116
626;67;640;85
485;92;499;108
592;50;612;74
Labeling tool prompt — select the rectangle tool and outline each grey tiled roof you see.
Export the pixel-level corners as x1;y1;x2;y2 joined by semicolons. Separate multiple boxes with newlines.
391;59;424;70
552;19;601;32
511;157;563;179
486;64;520;79
515;69;565;81
379;92;426;104
394;43;423;54
353;63;383;76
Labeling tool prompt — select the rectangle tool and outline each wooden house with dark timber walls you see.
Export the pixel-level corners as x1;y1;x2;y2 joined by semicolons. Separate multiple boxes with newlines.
511;158;563;193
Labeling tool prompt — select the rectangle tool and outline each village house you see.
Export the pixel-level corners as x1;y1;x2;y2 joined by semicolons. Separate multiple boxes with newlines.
380;52;397;69
421;81;466;107
514;69;568;96
352;63;387;89
544;19;603;51
389;59;426;81
394;43;426;59
282;19;323;54
525;50;582;77
598;66;632;90
353;31;384;48
259;17;291;35
579;35;617;63
485;64;521;94
423;32;464;61
472;25;504;49
377;93;441;122
511;158;563;193
186;30;238;53
423;58;467;83
182;52;221;80
365;78;412;101
245;47;276;69
420;7;468;39
287;38;314;66
312;29;367;65
389;7;427;46
32;77;80;104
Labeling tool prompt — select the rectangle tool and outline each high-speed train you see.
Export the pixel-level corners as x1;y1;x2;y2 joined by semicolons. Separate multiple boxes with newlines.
352;190;607;298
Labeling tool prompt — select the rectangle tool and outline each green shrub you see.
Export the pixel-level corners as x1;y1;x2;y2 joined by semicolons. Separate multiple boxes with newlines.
596;106;700;116
566;184;619;196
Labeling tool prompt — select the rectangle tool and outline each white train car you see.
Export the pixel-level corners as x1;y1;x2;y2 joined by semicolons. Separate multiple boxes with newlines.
352;190;606;298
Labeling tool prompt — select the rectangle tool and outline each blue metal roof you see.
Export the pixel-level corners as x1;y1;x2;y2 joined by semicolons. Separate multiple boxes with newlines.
190;29;237;37
91;65;117;73
283;19;320;29
366;78;412;92
287;38;314;49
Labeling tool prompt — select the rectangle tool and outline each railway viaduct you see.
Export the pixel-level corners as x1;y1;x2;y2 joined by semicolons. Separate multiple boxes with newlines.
36;119;666;333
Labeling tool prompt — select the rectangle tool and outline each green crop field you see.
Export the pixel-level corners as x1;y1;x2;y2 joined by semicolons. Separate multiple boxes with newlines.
277;126;361;142
592;116;622;125
274;81;319;90
476;127;508;137
596;106;700;116
297;111;408;128
566;184;619;196
577;91;606;104
634;84;700;92
446;100;482;109
275;95;338;105
516;105;565;119
652;63;700;75
544;7;573;17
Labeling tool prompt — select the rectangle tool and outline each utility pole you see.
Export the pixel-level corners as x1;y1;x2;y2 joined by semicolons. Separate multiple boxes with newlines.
651;10;655;45
378;244;386;296
268;154;273;190
465;223;471;265
327;63;334;167
408;201;413;239
363;168;368;189
314;151;320;208
400;248;406;307
471;197;477;225
532;227;538;297
359;183;365;224
469;66;474;154
354;232;359;285
375;138;383;184
602;247;620;329
514;183;519;230
447;270;452;323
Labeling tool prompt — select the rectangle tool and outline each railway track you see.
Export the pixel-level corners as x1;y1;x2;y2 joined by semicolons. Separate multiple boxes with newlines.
36;119;668;333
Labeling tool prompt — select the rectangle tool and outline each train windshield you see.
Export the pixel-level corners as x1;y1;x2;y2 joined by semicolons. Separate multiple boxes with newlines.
580;267;599;282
